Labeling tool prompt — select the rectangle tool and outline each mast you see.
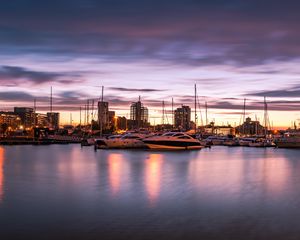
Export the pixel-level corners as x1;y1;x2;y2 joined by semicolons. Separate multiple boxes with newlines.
194;84;197;133
91;99;94;133
80;106;82;127
99;86;104;137
87;99;89;127
242;98;246;135
162;100;165;126
172;98;174;129
84;104;87;127
263;96;268;136
205;101;208;126
50;86;53;113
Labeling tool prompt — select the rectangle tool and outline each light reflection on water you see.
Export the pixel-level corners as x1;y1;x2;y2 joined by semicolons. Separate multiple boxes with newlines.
0;145;300;239
144;154;163;207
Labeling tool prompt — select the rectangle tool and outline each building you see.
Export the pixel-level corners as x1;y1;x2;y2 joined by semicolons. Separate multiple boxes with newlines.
116;116;127;130
204;122;235;135
130;97;149;129
35;113;49;127
47;112;60;129
236;117;265;135
98;101;109;130
14;107;35;128
0;111;21;130
174;105;191;131
108;111;115;129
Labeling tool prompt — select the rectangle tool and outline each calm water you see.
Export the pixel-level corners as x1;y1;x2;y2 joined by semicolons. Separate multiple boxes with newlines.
0;145;300;239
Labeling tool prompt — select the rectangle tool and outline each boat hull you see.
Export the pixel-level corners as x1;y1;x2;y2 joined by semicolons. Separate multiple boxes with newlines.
143;140;203;150
95;139;146;149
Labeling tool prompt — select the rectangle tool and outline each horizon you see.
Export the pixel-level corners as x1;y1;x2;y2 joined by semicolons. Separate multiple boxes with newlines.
1;1;300;128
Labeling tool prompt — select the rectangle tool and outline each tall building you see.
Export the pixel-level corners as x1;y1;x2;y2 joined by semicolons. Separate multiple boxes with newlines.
98;101;109;130
130;98;148;129
174;105;191;131
14;107;35;128
47;112;60;129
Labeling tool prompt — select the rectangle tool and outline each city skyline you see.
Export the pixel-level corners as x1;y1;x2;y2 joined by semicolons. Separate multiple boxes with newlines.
1;1;300;128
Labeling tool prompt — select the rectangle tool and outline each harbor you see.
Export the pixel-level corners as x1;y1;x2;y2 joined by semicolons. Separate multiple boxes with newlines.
1;1;300;239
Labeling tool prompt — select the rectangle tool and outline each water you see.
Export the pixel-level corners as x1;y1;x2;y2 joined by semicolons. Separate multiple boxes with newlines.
0;145;300;239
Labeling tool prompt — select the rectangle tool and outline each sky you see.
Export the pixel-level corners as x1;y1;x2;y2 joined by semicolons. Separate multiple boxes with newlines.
1;0;300;128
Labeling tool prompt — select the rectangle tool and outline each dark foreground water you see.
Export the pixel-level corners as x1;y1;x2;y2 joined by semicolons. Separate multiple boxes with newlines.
0;145;300;240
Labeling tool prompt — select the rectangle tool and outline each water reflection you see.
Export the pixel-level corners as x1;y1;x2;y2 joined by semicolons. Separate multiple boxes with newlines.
188;148;292;202
108;153;123;197
145;154;163;207
0;147;4;203
259;157;290;195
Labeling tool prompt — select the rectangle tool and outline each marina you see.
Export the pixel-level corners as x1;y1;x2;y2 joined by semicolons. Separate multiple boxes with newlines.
1;1;300;239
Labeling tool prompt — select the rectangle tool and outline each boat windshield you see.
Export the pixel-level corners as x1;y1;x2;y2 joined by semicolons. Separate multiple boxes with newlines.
163;133;176;136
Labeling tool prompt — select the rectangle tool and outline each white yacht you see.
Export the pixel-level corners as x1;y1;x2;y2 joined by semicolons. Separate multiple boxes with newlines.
95;133;146;149
142;132;203;150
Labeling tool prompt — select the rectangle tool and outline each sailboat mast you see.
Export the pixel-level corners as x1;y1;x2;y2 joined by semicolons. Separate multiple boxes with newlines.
205;101;208;126
242;98;246;135
194;84;197;133
162;100;165;126
50;86;52;113
80;106;82;126
264;96;268;136
99;86;104;137
172;98;174;129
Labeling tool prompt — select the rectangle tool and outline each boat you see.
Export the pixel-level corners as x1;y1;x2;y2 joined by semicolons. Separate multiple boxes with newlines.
248;138;274;147
275;132;300;148
202;135;228;146
238;137;257;146
142;132;203;150
94;133;146;149
223;138;239;146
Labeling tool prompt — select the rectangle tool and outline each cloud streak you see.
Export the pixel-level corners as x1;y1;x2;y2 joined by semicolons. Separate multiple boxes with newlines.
0;65;84;86
108;87;164;92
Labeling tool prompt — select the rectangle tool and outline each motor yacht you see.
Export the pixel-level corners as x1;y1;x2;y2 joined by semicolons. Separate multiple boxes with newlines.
142;132;203;150
94;133;146;149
